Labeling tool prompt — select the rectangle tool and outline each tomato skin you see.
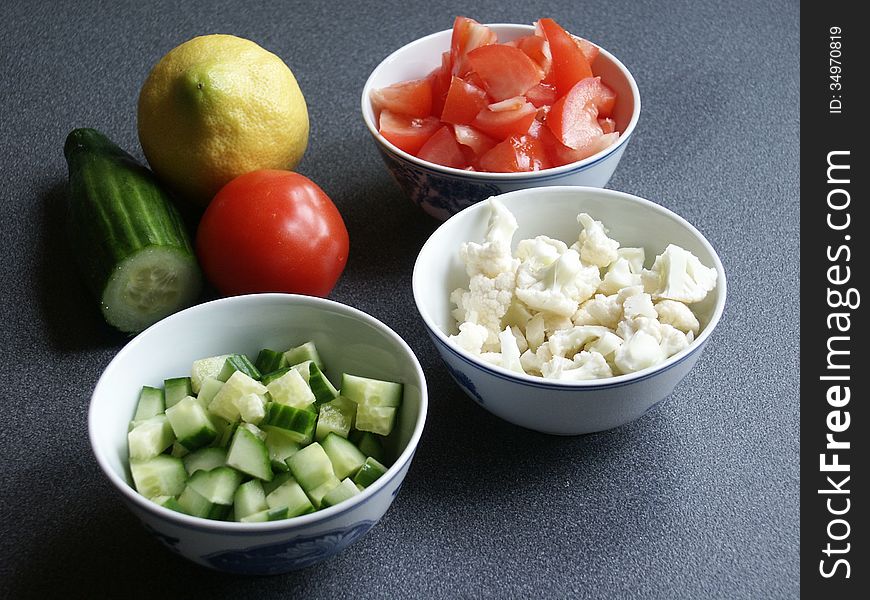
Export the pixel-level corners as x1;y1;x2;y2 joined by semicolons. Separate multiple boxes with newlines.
370;77;433;118
472;98;537;141
545;77;615;149
440;76;490;125
479;134;551;172
466;44;544;101
416;125;467;168
378;110;441;155
196;170;349;298
538;18;593;96
450;16;497;76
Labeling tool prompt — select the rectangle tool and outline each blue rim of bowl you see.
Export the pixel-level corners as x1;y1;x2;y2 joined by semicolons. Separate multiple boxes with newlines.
411;186;728;390
89;293;429;534
360;23;641;181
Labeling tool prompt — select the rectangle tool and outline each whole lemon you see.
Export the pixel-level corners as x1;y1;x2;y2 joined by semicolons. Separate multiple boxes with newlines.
137;34;309;205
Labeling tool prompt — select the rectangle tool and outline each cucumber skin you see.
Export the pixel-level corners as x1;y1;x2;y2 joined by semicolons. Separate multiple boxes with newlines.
63;128;200;332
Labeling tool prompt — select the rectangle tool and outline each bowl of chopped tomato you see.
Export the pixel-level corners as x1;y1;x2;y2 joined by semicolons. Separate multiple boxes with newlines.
362;17;641;220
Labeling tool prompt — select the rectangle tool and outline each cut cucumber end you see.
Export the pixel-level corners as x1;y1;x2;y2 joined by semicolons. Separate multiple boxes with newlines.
101;246;201;333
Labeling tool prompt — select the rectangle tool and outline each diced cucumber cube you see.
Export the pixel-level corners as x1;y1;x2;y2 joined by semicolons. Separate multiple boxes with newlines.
133;386;165;421
164;377;193;409
237;392;267;425
321;432;367;479
233;480;268;520
240;506;290;523
187;466;243;505
183;446;227;475
255;349;287;374
306;476;341;509
265;477;314;517
261;367;292;386
263;403;317;444
355;404;398;436
191;354;231;394
217;354;262;382
208;371;267;423
283;341;323;370
266;368;315;409
340;374;403;407
128;415;175;461
240;422;267;441
211;418;238;449
196;377;224;410
170;441;189;457
226;426;273;481
166;395;218;450
262;425;301;471
315;396;356;442
321;478;361;508
353;456;388;488
308;363;340;404
287;442;335;491
178;485;231;520
130;455;187;498
351;431;386;464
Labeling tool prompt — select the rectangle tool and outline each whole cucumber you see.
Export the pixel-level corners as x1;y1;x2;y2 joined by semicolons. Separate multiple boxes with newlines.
64;128;202;333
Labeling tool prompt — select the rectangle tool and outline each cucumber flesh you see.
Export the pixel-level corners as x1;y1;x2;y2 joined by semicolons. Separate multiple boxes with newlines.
163;377;192;409
133;386;165;421
283;341;323;370
217;354;261;382
240;506;290;523
287;442;335;491
130;455;186;498
187;466;243;505
233;480;268;520
321;477;361;508
191;355;231;393
178;485;231;520
315;396;356;442
182;446;227;475
321;432;367;480
355;404;398;436
226;426;273;481
128;415;174;461
196;377;224;409
306;476;341;509
265;477;314;517
340;374;403;407
262;425;302;471
165;395;218;450
266;368;316;409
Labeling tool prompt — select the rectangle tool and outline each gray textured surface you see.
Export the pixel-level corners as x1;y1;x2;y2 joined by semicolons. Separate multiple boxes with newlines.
0;0;799;598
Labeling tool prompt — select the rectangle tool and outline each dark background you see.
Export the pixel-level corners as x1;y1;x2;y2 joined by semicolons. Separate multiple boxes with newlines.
0;0;798;598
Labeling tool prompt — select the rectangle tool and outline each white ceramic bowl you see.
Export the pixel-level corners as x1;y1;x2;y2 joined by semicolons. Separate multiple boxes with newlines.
89;294;427;574
412;186;726;435
361;23;641;220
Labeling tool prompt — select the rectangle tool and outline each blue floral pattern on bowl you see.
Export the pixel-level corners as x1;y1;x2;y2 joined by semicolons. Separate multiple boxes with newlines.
201;520;376;574
378;148;501;220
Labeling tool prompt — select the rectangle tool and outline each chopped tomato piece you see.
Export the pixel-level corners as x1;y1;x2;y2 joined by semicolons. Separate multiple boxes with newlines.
537;118;617;166
546;77;616;148
516;35;552;76
572;36;600;64
440;77;490;125
416;125;467;168
525;82;558;108
472;98;537;141
479;134;551;172
371;77;433;118
466;44;544;101
464;71;487;91
453;124;498;158
378;110;441;155
450;17;497;76
598;117;616;134
538;18;593;97
427;52;453;118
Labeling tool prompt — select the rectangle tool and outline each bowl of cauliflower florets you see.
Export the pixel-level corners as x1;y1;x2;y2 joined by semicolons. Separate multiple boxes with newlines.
412;186;726;434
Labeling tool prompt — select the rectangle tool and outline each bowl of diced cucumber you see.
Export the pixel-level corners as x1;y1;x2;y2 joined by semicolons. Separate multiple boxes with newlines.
89;293;428;574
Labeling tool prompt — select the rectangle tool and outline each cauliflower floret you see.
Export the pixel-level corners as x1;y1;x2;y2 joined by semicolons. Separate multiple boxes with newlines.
509;325;529;354
585;331;624;364
520;341;554;374
515;236;567;271
617;247;645;274
479;352;503;365
460;198;520;278
598;257;642;295
499;327;525;373
642;244;717;303
540;355;577;379
659;323;694;358
614;330;666;374
502;297;534;331
525;312;546;352
515;249;600;317
574;294;621;328
655;299;701;335
544;312;574;336
622;292;657;320
616;315;664;343
548;325;613;358
450;270;516;351
558;351;613;381
448;322;490;354
572;213;619;268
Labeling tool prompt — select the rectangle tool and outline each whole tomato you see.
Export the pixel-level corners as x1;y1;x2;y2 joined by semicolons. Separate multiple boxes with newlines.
196;170;349;297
